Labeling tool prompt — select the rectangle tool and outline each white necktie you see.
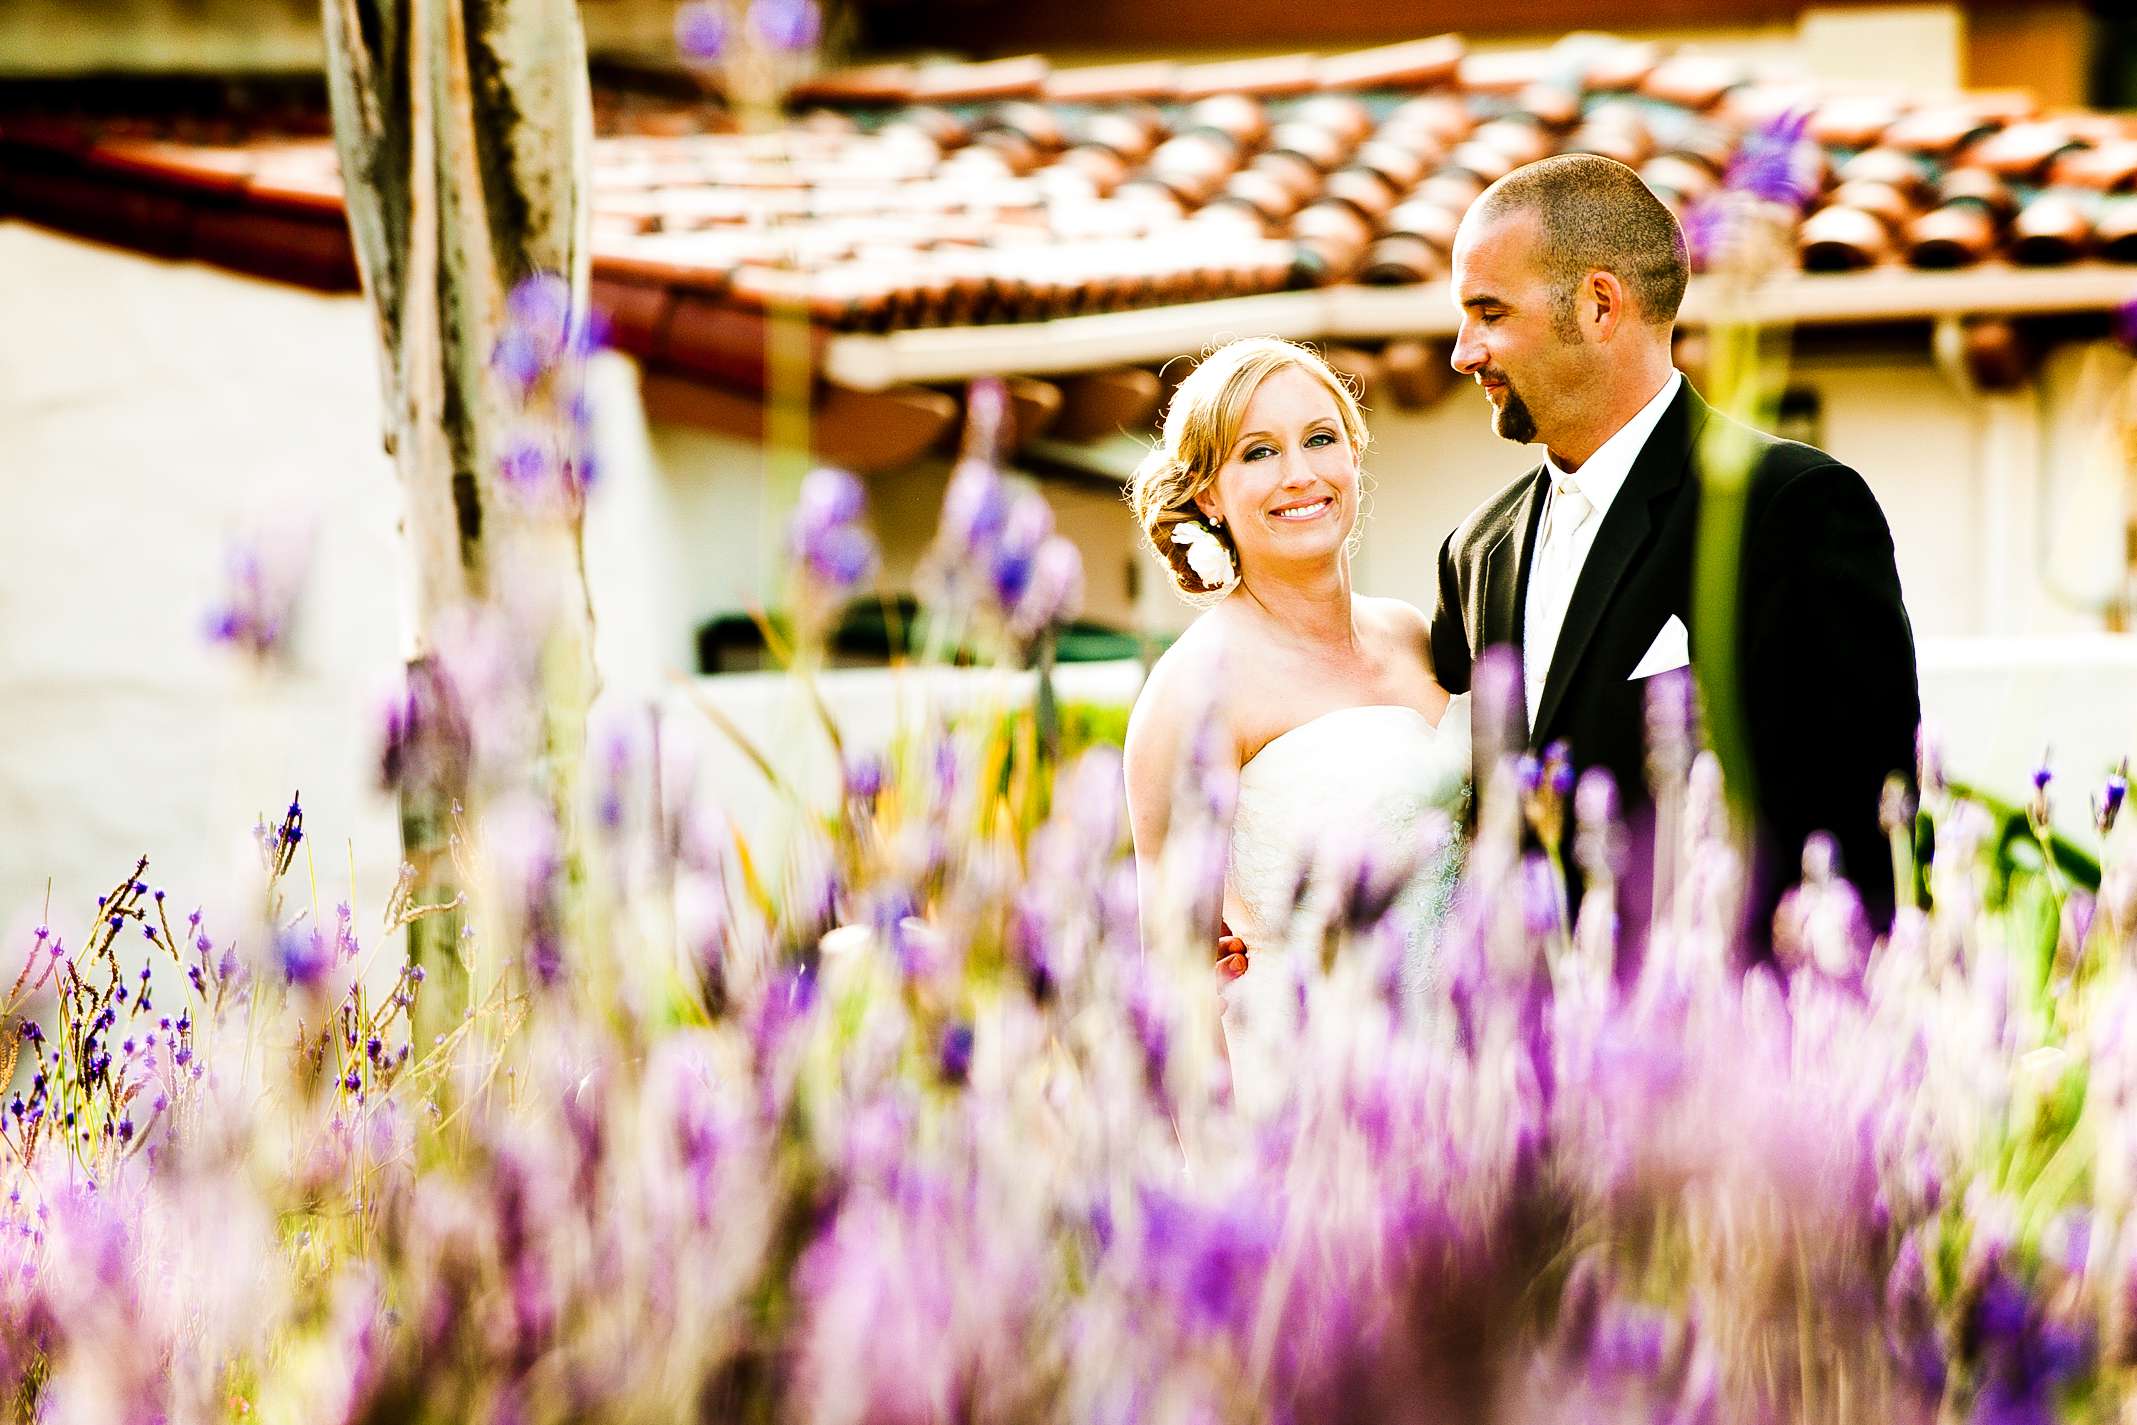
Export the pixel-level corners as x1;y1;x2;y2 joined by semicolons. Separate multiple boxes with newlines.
1524;479;1596;730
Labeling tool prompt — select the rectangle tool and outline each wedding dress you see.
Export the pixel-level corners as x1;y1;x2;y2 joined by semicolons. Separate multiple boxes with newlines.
1220;700;1470;1114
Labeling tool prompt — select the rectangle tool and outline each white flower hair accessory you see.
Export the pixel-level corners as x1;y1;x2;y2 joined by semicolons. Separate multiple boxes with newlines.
1170;519;1237;593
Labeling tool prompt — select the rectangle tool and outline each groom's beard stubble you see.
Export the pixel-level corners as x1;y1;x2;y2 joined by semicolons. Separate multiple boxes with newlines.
1482;369;1538;446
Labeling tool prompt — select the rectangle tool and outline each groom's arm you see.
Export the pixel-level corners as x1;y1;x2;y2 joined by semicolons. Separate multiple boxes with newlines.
1429;530;1473;695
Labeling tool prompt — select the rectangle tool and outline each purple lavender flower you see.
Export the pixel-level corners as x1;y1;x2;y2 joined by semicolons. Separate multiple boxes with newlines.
2097;760;2127;836
1680;195;1728;272
1644;666;1697;783
747;0;820;52
1009;535;1084;639
750;963;819;1066
1521;852;1563;939
936;1021;975;1085
2114;292;2137;355
844;750;886;807
788;467;879;598
496;435;556;493
1724;106;1816;209
1132;1181;1278;1341
492;273;571;395
276;926;334;991
1918;723;1948;798
491;795;565;987
1124;966;1171;1109
988;489;1055;613
1516;754;1545;796
491;272;605;508
940;456;1008;554
1544;740;1575;797
376;657;475;794
674;0;727;60
203;519;313;663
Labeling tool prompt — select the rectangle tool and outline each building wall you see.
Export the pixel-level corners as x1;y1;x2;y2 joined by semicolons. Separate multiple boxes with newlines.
0;221;407;939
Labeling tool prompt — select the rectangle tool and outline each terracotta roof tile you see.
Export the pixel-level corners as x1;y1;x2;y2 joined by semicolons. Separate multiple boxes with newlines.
1175;54;1321;101
12;31;2137;400
1314;36;1463;92
1040;62;1180;104
906;56;1049;103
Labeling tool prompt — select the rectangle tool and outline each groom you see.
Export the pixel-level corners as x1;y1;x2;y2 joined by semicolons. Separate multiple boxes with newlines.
1428;153;1920;939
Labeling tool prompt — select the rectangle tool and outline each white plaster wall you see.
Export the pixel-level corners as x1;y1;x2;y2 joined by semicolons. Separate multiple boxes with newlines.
0;221;406;940
0;225;749;939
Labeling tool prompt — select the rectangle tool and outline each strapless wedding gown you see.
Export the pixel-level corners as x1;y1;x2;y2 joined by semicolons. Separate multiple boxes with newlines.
1221;700;1470;1113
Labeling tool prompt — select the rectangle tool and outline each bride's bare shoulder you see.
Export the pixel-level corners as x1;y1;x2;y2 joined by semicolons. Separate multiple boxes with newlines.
1355;593;1432;641
1355;594;1442;681
1131;613;1230;719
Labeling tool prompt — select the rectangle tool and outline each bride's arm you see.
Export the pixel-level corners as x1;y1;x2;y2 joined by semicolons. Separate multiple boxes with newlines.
1123;675;1187;956
1122;643;1232;960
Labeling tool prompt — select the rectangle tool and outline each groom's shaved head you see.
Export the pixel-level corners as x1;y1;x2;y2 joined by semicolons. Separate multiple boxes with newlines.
1470;154;1689;337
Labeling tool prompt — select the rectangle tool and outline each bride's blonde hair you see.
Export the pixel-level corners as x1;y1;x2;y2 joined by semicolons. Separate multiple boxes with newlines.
1127;337;1370;604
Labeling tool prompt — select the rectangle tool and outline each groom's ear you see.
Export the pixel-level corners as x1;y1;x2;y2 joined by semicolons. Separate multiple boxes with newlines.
1583;270;1630;343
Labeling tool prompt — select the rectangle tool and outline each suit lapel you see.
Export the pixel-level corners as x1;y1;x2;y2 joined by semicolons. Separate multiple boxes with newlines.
1531;384;1708;743
1482;467;1548;653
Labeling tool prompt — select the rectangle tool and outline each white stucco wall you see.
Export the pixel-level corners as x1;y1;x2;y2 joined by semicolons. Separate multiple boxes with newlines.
0;221;406;943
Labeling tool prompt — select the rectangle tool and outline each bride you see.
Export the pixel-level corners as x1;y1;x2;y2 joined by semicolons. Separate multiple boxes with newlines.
1123;337;1468;1107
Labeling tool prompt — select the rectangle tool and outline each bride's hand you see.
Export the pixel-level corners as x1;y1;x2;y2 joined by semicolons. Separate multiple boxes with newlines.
1215;932;1247;983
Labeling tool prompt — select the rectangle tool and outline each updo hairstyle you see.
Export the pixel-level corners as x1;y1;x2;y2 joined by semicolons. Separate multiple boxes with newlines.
1126;337;1370;604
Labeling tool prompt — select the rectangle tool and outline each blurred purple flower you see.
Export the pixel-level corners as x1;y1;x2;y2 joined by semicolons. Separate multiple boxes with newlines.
1010;535;1084;640
490;796;565;987
2114;292;2137;355
493;273;571;394
844;749;886;807
2096;760;2127;836
1644;666;1697;784
989;489;1055;612
754;963;817;1054
940;456;1008;554
496;435;556;493
1725;107;1816;208
1680;195;1727;272
936;1021;974;1085
1516;753;1544;796
674;0;727;59
1522;853;1563;939
747;0;820;53
377;657;475;794
491;272;606;508
276;924;333;990
1919;724;1949;799
1133;1182;1278;1341
789;466;878;598
204;519;313;663
1124;965;1171;1110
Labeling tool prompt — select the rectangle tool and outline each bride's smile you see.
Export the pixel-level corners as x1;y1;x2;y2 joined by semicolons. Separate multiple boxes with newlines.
1268;494;1333;522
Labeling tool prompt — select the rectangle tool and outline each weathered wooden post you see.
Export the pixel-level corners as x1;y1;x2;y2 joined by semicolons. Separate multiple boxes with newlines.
321;0;598;1026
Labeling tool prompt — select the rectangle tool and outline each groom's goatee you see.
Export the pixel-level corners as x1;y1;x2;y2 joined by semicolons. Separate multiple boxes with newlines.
1485;375;1538;445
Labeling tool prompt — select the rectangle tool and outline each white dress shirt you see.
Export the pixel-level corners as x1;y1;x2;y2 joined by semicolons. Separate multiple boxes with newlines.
1522;370;1684;730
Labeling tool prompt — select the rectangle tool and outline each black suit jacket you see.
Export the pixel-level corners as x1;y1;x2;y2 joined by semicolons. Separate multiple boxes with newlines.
1429;380;1921;937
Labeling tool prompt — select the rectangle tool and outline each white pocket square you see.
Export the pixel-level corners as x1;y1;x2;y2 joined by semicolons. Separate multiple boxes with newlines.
1629;615;1691;680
